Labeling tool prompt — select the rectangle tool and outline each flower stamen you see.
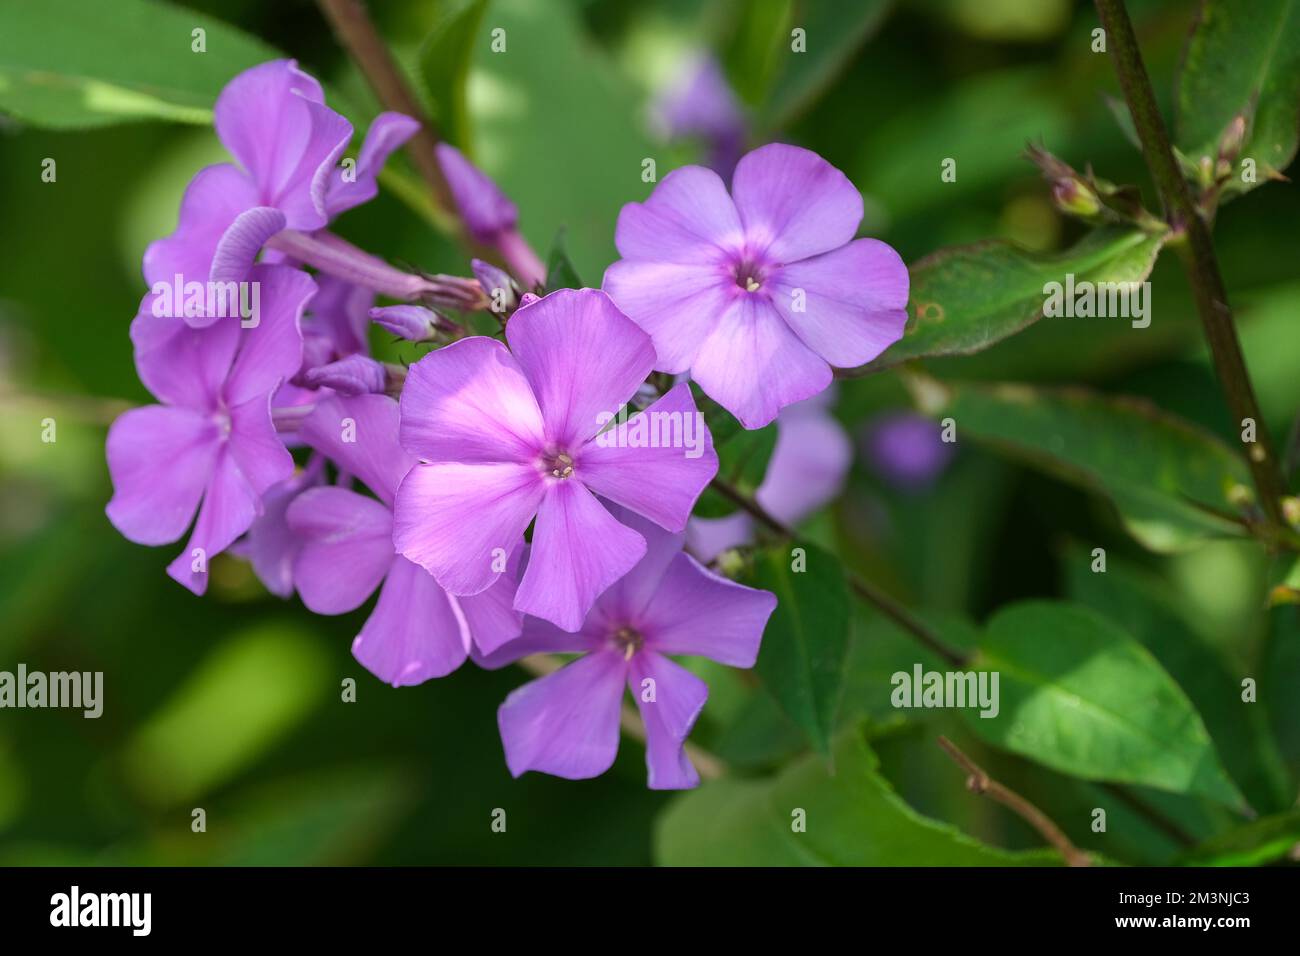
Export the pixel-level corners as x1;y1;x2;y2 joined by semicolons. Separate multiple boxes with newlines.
613;625;644;660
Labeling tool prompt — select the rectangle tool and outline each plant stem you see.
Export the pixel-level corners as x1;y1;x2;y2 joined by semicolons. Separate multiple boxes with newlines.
314;0;453;215
937;736;1092;867
709;477;969;667
1094;0;1286;527
516;654;726;781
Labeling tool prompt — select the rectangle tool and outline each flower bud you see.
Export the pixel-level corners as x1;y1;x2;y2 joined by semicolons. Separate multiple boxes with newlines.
303;354;389;396
435;143;518;244
1051;177;1102;218
472;258;518;313
369;304;441;341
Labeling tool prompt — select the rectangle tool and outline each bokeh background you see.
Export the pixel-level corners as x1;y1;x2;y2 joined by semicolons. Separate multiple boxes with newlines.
1;0;1297;865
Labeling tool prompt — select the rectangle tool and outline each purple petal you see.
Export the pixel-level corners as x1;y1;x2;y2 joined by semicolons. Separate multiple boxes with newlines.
685;511;753;563
454;547;524;655
393;461;543;596
302;354;387;396
601;259;730;374
629;651;706;790
222;265;316;406
166;450;261;595
588;504;687;625
142;163;258;293
299;394;411;505
354;556;469;685
232;466;321;599
514;479;645;632
435;142;518;243
862;412;955;490
577;382;717;531
209;206;288;288
130;292;238;410
287;486;394;614
756;405;852;525
640;552;776;666
325;111;420;218
398;336;545;464
105;405;220;545
612;165;742;264
690;294;831;429
227;393;296;498
304;274;372;358
472;611;603;670
506;289;656;449
731;143;862;263
768;238;908;367
497;649;627;780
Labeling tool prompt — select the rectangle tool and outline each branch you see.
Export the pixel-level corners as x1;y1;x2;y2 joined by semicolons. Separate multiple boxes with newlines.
1093;0;1287;528
936;736;1092;867
516;654;727;781
710;477;970;667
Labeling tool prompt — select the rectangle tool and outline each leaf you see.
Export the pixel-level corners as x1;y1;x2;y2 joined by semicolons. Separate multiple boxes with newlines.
1176;0;1300;197
858;227;1167;373
744;543;850;754
1181;808;1300;866
655;725;1058;865
416;0;488;150
0;0;280;129
912;377;1251;552
964;601;1247;810
689;389;778;519
1065;549;1292;814
543;228;583;291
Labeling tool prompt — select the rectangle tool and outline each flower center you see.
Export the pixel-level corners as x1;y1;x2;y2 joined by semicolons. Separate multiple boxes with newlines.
733;259;765;293
542;450;575;480
611;625;644;660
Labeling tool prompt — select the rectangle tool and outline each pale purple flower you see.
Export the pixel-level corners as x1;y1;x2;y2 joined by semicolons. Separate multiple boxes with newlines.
288;394;522;685
106;265;316;594
688;391;852;561
229;456;325;598
393;288;718;632
603;143;909;429
481;508;775;788
652;53;746;179
863;412;954;490
144;59;416;325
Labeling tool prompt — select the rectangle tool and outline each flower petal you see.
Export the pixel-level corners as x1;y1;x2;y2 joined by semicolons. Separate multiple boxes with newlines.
506;289;656;449
497;650;627;781
685;511;753;563
589;505;687;626
209;206;288;288
142;163;258;293
299;394;411;505
472;611;603;670
756;406;852;525
515;480;646;632
768;238;908;367
166;449;261;595
690;294;831;429
434;142;518;242
227;393;296;498
601;259;730;374
393;461;543;596
612;165;742;264
578;382;717;531
231;467;320;599
731;143;862;263
130;290;239;409
222;264;316;406
641;552;776;666
287;486;394;614
105;405;220;545
454;546;524;655
353;556;469;685
398;336;545;464
629;651;707;790
325;112;421;218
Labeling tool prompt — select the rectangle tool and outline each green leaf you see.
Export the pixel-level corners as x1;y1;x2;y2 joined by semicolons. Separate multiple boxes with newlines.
965;601;1246;810
745;543;850;754
1181;808;1300;866
859;227;1167;373
0;0;279;128
690;389;778;519
543;228;583;292
655;726;1058;865
913;377;1251;552
1065;549;1292;814
416;0;488;150
1176;0;1300;198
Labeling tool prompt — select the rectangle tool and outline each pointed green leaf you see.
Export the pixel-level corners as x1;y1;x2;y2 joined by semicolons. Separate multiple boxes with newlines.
543;228;583;292
416;0;488;150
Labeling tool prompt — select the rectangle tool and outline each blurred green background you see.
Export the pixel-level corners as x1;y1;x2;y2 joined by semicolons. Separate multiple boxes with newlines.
1;0;1297;865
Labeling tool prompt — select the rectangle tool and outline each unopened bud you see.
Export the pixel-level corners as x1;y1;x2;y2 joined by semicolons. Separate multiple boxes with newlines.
369;304;441;341
1051;177;1102;217
472;258;518;312
303;355;388;396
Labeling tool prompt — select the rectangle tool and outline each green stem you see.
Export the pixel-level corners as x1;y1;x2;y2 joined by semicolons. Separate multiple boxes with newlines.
1094;0;1287;528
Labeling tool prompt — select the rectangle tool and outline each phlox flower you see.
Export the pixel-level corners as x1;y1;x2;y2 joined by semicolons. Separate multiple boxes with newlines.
603;143;909;429
393;288;718;632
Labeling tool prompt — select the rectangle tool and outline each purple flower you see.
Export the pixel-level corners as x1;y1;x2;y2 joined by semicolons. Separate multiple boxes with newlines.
392;288;718;632
106;265;316;594
687;391;852;561
229;457;324;598
144;60;416;325
302;354;389;396
288;394;522;685
652;53;746;179
603;143;910;429
862;412;954;491
368;304;441;342
481;509;775;787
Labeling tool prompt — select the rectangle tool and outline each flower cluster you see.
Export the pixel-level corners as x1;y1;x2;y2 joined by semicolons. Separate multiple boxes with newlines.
104;60;908;789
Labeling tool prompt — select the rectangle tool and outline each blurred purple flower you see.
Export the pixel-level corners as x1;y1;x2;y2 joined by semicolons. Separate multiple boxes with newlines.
482;509;775;788
862;412;954;490
652;54;746;179
289;394;522;685
106;265;316;594
604;143;909;429
393;288;718;632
